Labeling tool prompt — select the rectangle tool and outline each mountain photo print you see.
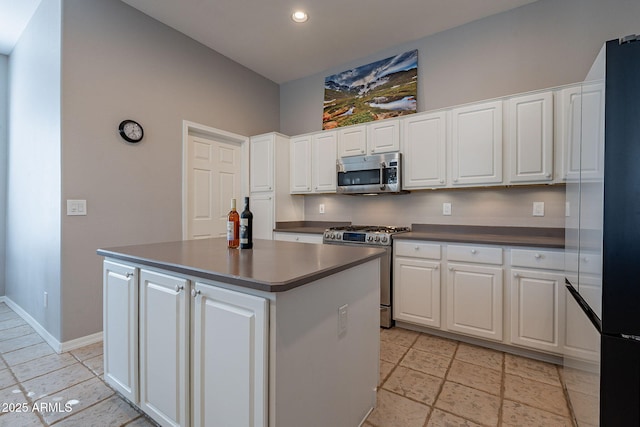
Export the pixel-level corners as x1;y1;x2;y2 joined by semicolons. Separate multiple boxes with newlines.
323;49;418;130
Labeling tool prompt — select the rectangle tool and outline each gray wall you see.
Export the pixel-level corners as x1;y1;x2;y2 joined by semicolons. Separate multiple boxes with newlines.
0;54;7;296
6;0;62;338
58;0;280;341
280;0;640;227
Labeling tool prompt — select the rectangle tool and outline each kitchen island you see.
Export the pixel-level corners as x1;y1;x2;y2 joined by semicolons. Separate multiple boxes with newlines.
98;238;384;427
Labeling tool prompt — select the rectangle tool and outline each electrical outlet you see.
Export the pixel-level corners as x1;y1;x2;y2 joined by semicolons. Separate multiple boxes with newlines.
533;202;545;217
443;203;452;216
67;199;87;216
338;304;348;336
319;204;325;214
565;201;571;217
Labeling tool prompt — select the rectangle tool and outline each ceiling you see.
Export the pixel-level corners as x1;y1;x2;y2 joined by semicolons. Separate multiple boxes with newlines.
0;0;41;54
1;0;539;84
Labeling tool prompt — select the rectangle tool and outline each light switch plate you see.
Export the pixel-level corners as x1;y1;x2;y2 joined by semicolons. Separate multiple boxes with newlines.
67;199;87;216
338;304;348;336
443;203;452;216
533;202;545;217
319;204;325;214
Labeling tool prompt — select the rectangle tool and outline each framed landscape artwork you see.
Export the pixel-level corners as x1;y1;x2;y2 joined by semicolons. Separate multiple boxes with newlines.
323;49;418;130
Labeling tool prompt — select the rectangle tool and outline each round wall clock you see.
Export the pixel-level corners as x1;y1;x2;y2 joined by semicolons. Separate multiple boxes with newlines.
118;120;144;143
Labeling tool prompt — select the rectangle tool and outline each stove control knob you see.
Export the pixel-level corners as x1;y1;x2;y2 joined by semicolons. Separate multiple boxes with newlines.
381;236;388;243
336;233;342;240
330;233;335;239
367;236;374;242
374;236;381;242
324;232;330;239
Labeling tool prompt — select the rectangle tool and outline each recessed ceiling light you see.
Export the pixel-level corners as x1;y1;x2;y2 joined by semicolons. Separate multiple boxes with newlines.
291;10;308;23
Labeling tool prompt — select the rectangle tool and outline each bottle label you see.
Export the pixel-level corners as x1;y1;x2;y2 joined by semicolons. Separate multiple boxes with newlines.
227;221;234;240
240;218;249;244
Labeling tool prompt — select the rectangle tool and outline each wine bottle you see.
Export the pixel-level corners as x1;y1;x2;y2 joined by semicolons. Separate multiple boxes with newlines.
227;198;239;248
239;197;253;249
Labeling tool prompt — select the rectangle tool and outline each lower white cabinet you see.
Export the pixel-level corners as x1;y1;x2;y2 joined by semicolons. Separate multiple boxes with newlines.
139;269;189;427
446;262;504;342
192;283;268;427
104;262;268;427
273;232;323;244
393;241;443;328
103;261;138;403
510;268;563;353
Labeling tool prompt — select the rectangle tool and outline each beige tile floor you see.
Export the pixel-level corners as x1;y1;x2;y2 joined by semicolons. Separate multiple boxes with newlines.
0;301;575;427
365;327;575;427
0;302;157;426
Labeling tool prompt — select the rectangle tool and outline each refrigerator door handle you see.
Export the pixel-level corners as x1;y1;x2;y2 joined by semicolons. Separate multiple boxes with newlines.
565;279;603;333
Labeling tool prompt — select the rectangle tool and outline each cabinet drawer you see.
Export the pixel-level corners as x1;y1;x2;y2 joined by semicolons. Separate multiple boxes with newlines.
447;244;502;265
511;249;564;270
395;241;441;259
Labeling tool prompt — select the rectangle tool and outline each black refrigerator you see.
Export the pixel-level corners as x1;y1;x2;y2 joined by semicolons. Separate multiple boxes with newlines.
564;35;640;427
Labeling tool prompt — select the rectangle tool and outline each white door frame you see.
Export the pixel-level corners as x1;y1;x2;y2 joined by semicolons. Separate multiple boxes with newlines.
182;120;249;240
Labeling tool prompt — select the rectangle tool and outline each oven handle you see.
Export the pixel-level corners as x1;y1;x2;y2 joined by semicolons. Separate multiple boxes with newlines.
379;162;386;190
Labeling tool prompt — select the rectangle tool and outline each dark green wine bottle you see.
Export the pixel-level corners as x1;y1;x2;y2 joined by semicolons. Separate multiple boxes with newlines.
239;197;253;249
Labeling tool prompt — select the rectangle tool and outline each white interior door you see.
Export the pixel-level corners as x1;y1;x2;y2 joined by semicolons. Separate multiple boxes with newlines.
186;134;242;239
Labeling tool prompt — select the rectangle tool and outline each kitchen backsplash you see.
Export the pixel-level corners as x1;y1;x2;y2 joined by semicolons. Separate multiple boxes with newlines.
303;186;565;228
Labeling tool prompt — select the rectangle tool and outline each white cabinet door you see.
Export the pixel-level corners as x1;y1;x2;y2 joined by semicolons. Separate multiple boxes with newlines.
290;135;312;193
507;92;554;183
273;232;323;244
401;111;447;189
250;135;274;193
103;261;138;403
367;119;400;154
338;124;367;157
451;101;503;186
139;270;190;427
557;83;605;182
192;283;268;427
312;131;337;192
394;257;441;328
446;263;503;341
510;269;563;354
250;193;274;240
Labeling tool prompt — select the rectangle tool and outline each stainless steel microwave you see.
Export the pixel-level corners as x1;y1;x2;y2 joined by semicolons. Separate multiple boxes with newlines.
336;152;404;194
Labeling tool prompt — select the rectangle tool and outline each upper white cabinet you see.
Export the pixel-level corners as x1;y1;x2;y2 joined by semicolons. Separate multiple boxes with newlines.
312;131;338;192
249;134;274;193
368;119;400;154
556;83;605;182
401;111;447;189
450;100;503;186
290;135;312;193
507;92;554;183
338;124;367;157
290;131;337;194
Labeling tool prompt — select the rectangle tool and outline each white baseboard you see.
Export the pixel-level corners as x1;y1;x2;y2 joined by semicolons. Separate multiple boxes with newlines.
2;297;103;354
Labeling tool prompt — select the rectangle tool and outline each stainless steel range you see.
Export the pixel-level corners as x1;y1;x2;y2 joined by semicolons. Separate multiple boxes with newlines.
323;225;410;327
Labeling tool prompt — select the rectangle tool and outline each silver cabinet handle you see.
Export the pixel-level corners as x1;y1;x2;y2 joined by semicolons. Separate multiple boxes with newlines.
414;245;420;250
439;179;445;184
471;249;477;254
514;272;520;277
448;266;453;271
434;265;439;270
191;289;201;297
453;178;458;183
175;284;184;292
545;173;551;178
534;253;542;259
125;272;134;278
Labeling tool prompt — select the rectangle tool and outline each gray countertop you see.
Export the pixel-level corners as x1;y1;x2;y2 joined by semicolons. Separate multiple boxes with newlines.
97;237;385;293
273;221;351;235
396;224;565;248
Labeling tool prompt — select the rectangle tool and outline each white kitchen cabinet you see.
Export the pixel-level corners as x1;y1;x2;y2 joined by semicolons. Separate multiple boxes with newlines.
192;283;268;427
250;134;274;193
251;193;274;240
556;83;605;182
290;134;312;193
510;268;563;354
507;92;554;183
139;269;190;427
273;232;323;244
445;243;503;341
401;111;447;189
367;119;400;154
337;124;367;157
450;100;503;186
312;131;338;192
250;133;303;239
393;244;442;328
290;131;337;194
103;261;138;403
